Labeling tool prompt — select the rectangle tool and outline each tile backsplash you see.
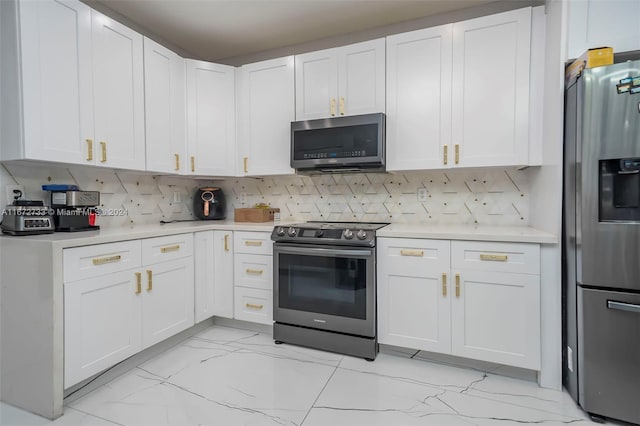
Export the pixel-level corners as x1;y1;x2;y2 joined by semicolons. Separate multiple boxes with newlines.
0;162;529;228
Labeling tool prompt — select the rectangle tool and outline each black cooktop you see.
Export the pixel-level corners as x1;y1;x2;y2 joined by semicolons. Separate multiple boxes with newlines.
271;221;389;247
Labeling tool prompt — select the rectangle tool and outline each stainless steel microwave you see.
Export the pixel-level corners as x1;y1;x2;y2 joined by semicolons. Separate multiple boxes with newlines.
290;113;385;174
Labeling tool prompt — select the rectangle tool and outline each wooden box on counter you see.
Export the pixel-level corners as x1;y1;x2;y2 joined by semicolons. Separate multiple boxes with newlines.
234;208;280;223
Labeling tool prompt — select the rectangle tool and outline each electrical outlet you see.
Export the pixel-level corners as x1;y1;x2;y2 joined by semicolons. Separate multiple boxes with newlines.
417;188;428;202
240;192;247;204
172;191;181;203
5;185;25;205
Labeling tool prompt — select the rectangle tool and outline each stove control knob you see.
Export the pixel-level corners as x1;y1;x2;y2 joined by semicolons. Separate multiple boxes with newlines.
287;227;297;237
356;229;367;240
343;229;354;239
276;226;285;236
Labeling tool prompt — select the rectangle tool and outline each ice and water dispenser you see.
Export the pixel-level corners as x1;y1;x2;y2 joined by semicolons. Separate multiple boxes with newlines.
600;158;640;222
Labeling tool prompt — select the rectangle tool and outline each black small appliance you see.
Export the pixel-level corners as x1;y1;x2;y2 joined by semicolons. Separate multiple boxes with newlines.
193;187;226;220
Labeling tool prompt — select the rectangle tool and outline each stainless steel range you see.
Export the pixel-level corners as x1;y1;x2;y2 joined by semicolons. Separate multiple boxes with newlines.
271;222;388;360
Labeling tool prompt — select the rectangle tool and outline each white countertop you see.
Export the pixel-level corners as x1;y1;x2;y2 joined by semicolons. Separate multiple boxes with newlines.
0;220;294;249
0;221;557;247
376;224;557;244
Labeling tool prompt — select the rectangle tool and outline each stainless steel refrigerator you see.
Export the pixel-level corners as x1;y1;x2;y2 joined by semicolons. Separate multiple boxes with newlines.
564;59;640;424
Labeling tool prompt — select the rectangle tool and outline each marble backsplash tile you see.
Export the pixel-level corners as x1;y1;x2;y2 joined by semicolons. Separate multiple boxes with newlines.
0;162;529;228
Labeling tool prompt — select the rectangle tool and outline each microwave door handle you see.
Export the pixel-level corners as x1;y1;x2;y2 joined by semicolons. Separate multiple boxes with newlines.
276;246;372;258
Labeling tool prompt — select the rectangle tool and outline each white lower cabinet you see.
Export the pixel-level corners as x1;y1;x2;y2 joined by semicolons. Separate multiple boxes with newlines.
233;231;273;325
194;230;234;322
64;270;142;388
63;234;195;388
378;237;541;370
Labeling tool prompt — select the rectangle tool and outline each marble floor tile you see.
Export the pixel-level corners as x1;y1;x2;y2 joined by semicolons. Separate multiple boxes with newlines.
2;324;628;426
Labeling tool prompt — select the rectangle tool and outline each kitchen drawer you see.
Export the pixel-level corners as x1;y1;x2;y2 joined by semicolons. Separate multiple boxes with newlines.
451;241;540;275
234;231;272;255
141;233;193;265
378;238;450;274
234;253;272;290
234;287;273;325
63;240;142;283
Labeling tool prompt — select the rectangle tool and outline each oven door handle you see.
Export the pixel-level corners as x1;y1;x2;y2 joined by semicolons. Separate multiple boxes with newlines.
275;246;373;258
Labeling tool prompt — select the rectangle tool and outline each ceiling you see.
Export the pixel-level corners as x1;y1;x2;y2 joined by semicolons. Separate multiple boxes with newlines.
87;0;502;63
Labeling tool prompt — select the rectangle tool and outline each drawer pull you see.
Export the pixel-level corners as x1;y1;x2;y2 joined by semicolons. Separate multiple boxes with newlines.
480;254;508;262
224;234;230;251
245;241;263;247
147;270;153;291
174;153;180;171
400;249;423;257
607;300;640;313
100;141;107;163
246;303;263;310
443;144;448;165
455;144;460;165
442;273;447;297
135;272;142;295
191;156;195;172
160;245;180;253
86;139;93;161
246;268;264;275
455;274;461;298
92;255;122;265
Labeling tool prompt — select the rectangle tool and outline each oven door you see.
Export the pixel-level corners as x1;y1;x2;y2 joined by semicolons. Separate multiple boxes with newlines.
273;243;376;337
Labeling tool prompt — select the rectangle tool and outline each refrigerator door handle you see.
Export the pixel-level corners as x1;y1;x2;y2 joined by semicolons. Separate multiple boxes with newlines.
607;300;640;313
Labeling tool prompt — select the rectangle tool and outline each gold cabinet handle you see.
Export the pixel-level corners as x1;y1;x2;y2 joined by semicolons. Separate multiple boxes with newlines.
160;245;180;253
442;273;447;297
246;303;263;310
339;97;345;115
243;157;248;173
480;254;508;262
330;98;336;116
92;255;121;265
400;249;423;257
174;154;180;171
135;272;142;295
443;145;448;165
190;156;195;172
146;270;153;292
86;139;93;161
455;273;460;298
455;144;460;165
246;268;264;275
245;241;263;247
99;141;107;163
224;234;229;251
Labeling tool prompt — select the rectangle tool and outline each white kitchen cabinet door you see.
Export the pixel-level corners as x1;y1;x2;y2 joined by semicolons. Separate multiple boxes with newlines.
386;25;453;171
237;56;295;176
16;0;94;165
143;37;186;174
377;238;452;354
338;38;386;117
194;230;234;323
295;49;338;120
452;7;531;168
142;257;194;349
92;10;145;170
64;270;142;388
450;270;540;370
567;0;640;60
186;60;236;176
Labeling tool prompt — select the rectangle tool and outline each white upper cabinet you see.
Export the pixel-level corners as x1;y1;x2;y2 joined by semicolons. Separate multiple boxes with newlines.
295;38;385;120
143;37;186;174
237;56;295;176
91;11;145;170
451;8;531;168
3;0;94;164
386;25;453;171
1;1;146;169
186;60;236;176
567;0;640;60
